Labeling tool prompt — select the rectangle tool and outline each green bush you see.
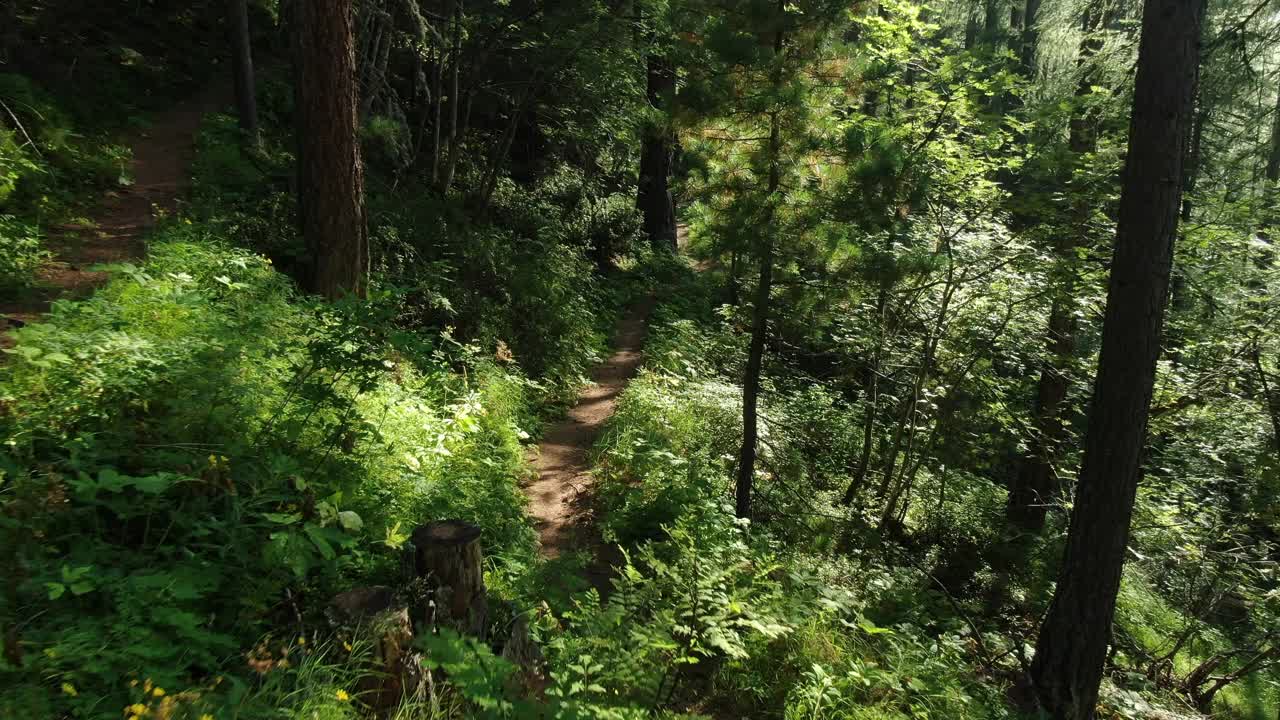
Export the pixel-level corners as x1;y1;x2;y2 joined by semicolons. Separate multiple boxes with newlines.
0;224;539;718
0;73;131;217
0;215;50;290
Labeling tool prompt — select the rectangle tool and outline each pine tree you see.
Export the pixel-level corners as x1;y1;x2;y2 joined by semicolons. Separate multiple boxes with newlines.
638;52;679;251
1030;0;1205;715
295;0;368;299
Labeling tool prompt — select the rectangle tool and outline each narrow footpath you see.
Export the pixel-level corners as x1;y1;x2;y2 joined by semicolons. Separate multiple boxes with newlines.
525;297;653;559
1;82;229;333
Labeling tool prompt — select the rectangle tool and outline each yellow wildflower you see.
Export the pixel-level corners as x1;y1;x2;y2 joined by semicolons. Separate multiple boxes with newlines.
296;636;306;646
128;703;147;715
335;689;350;702
200;715;215;720
342;641;352;652
144;678;153;693
152;687;165;697
60;682;77;696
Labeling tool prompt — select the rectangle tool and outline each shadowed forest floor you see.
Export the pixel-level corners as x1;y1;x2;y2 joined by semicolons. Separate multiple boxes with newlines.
0;81;229;334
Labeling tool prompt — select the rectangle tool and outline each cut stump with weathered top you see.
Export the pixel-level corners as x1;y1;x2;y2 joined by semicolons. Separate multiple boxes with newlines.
411;520;487;636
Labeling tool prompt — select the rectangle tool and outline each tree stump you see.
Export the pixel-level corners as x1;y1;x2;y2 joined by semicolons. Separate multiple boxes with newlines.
326;586;419;713
411;520;487;635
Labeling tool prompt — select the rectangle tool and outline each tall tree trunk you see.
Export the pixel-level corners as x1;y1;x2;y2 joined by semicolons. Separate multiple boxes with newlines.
1251;342;1280;455
982;0;1002;49
429;45;445;183
735;25;785;520
438;0;464;192
441;90;470;193
1267;83;1280;185
965;1;980;50
1029;1;1203;717
1182;106;1206;222
1020;0;1041;74
879;252;956;528
296;0;368;299
227;0;258;143
638;53;678;251
841;280;889;505
1007;3;1106;531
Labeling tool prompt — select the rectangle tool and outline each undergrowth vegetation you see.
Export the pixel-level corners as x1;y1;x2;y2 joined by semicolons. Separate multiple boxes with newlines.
0;63;644;717
4;0;1280;717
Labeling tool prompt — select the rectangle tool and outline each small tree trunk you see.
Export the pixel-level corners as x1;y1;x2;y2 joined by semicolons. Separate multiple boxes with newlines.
437;0;464;193
412;521;487;635
1029;0;1203;716
441;90;471;193
429;45;445;183
1267;84;1280;185
227;0;258;144
735;24;785;520
842;350;880;505
728;250;741;305
1250;343;1280;454
1007;293;1075;530
982;0;1002;49
295;0;368;299
841;234;894;505
1006;3;1105;530
1020;0;1041;73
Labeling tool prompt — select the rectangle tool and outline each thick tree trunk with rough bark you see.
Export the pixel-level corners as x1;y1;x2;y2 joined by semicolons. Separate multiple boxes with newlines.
227;0;258;143
1029;1;1203;717
638;54;678;251
295;0;367;299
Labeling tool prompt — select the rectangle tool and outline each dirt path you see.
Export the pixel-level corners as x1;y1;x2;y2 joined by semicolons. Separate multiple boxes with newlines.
525;297;653;559
1;82;230;331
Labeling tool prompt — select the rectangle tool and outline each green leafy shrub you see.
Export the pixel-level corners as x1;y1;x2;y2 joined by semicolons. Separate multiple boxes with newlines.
0;73;132;217
0;223;540;718
0;215;50;290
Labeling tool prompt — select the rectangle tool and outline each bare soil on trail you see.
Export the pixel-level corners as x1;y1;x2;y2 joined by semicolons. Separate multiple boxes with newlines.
0;82;230;336
524;297;654;563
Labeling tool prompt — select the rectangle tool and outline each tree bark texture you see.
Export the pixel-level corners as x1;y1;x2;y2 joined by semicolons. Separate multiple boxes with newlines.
227;0;258;141
295;0;368;299
1020;0;1041;74
1029;1;1203;717
735;25;785;520
638;53;678;251
412;520;487;635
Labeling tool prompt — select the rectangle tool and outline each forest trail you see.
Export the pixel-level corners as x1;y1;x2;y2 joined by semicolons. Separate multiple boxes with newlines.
525;296;653;559
0;82;230;332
